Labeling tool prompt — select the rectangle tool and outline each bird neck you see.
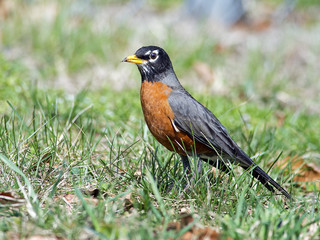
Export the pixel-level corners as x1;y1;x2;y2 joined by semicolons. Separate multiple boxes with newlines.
138;66;182;89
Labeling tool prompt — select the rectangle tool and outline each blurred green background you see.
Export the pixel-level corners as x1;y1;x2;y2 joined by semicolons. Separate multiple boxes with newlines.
1;0;320;111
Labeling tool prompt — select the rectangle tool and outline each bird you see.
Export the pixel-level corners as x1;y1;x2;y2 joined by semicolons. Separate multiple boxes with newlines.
122;46;292;200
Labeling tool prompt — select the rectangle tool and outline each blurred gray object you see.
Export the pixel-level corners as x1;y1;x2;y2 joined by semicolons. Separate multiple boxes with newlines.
185;0;245;26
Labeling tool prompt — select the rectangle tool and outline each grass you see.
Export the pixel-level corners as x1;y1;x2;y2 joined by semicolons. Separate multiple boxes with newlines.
1;0;320;239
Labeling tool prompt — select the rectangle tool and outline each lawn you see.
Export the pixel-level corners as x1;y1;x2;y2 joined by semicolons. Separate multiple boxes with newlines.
0;0;320;239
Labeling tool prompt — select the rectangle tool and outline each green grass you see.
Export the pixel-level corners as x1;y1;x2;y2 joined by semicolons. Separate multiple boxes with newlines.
1;1;320;239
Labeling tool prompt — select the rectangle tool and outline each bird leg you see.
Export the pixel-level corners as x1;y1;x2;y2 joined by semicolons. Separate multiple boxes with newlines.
180;154;203;177
180;154;191;174
179;154;204;193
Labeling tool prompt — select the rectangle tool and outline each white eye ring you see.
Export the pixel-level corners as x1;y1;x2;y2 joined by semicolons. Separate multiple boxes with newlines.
150;52;157;60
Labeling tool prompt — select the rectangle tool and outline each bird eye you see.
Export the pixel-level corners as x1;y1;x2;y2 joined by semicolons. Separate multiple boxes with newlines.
150;52;158;60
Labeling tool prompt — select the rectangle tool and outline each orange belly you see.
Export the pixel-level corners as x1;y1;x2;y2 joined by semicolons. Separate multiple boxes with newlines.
140;81;212;155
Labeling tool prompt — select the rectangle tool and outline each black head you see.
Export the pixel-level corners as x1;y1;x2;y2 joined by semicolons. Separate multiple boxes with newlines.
123;46;174;82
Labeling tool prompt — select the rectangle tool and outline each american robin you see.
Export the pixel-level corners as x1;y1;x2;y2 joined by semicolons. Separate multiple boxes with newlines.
123;46;291;199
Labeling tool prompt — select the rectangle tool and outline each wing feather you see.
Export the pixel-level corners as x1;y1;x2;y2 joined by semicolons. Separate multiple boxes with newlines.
168;89;253;167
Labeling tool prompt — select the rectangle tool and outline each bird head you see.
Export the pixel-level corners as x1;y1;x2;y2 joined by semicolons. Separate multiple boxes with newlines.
123;46;174;83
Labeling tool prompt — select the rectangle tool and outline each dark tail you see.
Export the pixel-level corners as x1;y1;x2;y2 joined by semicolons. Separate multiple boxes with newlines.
251;165;292;200
233;147;292;200
200;151;292;199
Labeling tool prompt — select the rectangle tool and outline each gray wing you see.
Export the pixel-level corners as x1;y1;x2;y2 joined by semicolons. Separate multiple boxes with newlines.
168;89;254;168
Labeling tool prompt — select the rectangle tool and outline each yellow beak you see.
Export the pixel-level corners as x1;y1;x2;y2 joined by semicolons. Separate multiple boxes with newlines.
122;54;146;64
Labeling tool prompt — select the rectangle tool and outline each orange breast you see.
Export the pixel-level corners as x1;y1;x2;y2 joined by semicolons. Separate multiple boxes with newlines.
140;81;212;155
